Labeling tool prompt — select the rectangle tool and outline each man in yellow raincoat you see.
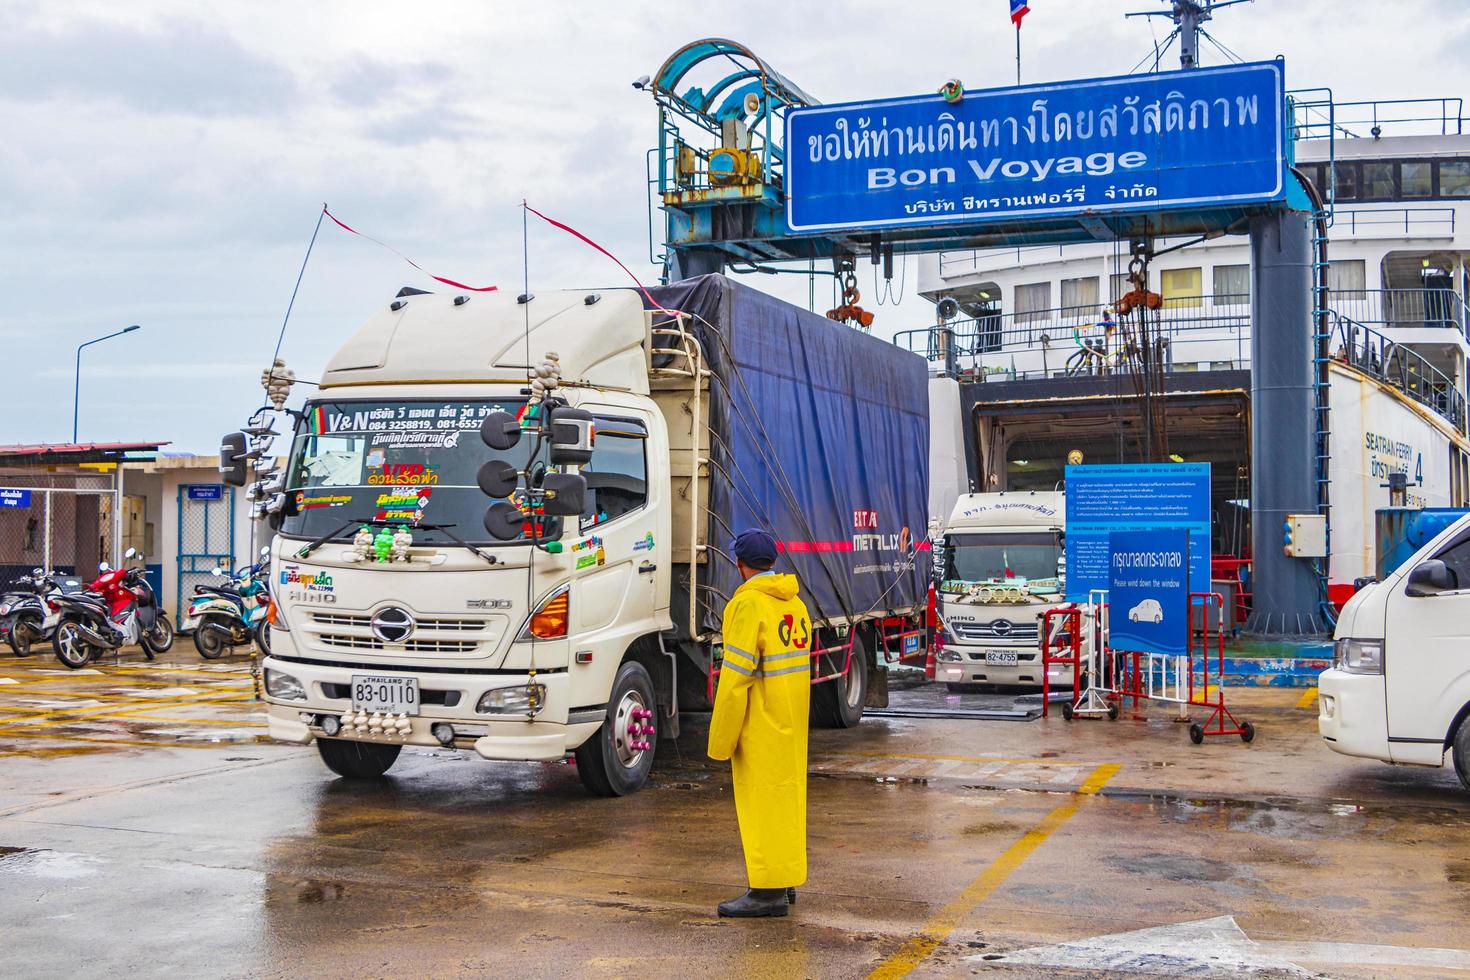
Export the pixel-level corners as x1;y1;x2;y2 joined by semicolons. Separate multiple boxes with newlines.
709;528;812;918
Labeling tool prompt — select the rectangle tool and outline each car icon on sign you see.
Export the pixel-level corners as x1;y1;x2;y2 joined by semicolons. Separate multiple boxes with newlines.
1128;599;1164;624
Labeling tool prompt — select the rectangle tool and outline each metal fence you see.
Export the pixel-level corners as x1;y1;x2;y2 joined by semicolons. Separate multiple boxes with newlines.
1332;315;1468;432
0;473;120;585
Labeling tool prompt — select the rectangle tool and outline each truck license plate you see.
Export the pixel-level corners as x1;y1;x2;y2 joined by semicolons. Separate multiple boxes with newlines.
350;674;419;715
985;652;1019;666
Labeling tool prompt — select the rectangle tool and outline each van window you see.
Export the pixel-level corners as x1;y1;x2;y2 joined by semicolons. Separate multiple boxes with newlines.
1431;534;1470;590
581;421;648;527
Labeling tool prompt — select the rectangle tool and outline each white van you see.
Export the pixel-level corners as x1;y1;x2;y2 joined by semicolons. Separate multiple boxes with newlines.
1319;512;1470;789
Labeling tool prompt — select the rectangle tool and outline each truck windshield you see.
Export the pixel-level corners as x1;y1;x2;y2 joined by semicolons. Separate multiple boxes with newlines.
281;398;547;547
940;532;1063;594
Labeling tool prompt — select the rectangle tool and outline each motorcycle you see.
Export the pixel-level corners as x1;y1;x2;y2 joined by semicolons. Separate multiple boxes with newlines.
184;547;271;660
0;570;85;657
50;549;174;669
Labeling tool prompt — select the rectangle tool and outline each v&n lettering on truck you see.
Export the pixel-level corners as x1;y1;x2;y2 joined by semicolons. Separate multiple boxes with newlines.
235;274;931;795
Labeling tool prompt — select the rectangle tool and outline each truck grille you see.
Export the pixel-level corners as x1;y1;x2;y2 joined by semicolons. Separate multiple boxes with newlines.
950;620;1039;643
318;634;480;654
310;612;488;633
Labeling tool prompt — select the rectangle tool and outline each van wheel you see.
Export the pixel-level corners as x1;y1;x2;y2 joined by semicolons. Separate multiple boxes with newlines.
1453;716;1470;791
813;632;867;729
575;660;656;797
316;738;401;779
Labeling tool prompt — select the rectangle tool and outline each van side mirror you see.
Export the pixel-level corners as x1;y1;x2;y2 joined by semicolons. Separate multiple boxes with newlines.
219;431;250;486
1406;559;1457;596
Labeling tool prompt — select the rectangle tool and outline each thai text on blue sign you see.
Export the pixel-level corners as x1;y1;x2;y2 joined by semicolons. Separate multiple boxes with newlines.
0;488;32;509
1108;528;1190;656
784;61;1284;233
1064;463;1210;602
187;484;224;501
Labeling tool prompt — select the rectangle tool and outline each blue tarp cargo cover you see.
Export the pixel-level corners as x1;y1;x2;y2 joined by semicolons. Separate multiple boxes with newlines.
646;275;931;636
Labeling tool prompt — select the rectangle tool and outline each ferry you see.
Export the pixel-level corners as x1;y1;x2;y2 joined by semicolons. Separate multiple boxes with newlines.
907;97;1470;608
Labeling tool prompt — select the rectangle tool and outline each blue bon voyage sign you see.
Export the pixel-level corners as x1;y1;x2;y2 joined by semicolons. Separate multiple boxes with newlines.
1109;528;1190;656
187;484;224;501
0;488;31;508
1065;463;1210;602
785;60;1284;233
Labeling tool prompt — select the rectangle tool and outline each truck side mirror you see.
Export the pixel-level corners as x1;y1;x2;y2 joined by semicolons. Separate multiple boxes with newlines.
483;501;525;541
480;411;522;451
477;459;520;499
1406;559;1457;596
540;472;587;516
547;406;595;466
219;431;250;486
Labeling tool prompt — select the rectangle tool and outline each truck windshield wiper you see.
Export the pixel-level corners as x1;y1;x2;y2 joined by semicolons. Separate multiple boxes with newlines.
294;516;376;558
414;523;501;566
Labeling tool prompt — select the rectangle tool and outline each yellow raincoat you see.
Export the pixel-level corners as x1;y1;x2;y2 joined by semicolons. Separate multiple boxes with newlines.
708;572;812;889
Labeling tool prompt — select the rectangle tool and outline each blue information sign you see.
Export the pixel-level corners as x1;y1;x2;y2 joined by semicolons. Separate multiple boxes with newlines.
0;488;31;509
1109;528;1190;656
187;484;224;501
1064;463;1210;602
785;61;1284;233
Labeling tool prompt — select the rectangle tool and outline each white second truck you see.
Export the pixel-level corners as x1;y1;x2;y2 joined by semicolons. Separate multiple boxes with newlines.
933;491;1085;690
231;275;932;795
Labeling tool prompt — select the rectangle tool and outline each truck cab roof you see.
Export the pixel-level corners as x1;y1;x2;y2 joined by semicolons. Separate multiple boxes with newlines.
321;288;651;393
946;491;1065;532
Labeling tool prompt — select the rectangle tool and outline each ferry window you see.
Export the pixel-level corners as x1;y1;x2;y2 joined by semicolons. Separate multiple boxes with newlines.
1439;160;1470;197
1297;163;1326;197
1060;276;1099;313
1109;273;1130;305
1363;161;1395;199
1334;162;1360;201
580;426;647;526
1014;282;1051;324
1327;260;1367;302
1160;268;1202;309
1213;265;1250;305
1401;161;1433;198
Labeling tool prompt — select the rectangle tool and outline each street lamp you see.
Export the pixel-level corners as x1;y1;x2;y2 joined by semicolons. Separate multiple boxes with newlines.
73;325;141;443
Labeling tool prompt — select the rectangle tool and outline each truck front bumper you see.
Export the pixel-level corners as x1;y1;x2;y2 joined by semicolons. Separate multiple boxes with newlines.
1318;667;1391;762
261;656;604;762
938;646;1075;688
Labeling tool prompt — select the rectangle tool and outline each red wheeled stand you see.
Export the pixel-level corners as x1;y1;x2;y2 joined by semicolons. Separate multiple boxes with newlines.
1185;591;1254;744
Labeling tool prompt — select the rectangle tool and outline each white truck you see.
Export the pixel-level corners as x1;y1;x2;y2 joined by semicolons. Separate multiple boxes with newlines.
932;491;1083;690
1319;511;1470;790
228;276;932;795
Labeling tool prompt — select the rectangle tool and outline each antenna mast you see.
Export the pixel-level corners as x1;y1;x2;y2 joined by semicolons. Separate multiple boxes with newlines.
1125;0;1253;70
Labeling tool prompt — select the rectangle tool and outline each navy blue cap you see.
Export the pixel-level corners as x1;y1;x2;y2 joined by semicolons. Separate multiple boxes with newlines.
731;528;778;569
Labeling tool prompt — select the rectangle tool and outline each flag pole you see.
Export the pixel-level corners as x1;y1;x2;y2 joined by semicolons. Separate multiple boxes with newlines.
1014;22;1021;84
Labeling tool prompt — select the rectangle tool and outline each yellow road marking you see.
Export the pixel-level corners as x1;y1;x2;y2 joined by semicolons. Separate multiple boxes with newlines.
1297;688;1319;709
107;712;265;726
0;729;261;750
823;749;1092;768
0;692;250;729
868;762;1121;980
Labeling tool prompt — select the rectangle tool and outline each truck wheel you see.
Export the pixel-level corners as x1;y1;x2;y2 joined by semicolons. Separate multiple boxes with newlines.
574;660;656;797
316;738;401;779
812;633;867;729
1453;716;1470;792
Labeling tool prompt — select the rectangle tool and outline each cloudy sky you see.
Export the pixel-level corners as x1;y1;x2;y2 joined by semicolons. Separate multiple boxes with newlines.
4;0;1468;451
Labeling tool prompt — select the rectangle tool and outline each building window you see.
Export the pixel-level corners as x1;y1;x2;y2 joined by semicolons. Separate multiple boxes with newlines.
1363;162;1395;199
1061;276;1099;314
1327;259;1367;302
1213;265;1250;305
1401;161;1433;198
1014;282;1051;324
1440;160;1470;197
1160;268;1203;309
1334;161;1360;201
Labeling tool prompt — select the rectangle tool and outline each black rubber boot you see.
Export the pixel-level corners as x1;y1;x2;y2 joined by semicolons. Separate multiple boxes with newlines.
717;888;789;918
786;887;797;905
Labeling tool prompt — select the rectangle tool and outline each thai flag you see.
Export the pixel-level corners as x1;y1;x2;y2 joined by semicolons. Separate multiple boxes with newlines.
1010;0;1029;26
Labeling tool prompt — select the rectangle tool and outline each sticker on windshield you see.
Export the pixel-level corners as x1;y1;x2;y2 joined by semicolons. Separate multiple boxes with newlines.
296;492;352;510
366;463;439;486
374;487;432;524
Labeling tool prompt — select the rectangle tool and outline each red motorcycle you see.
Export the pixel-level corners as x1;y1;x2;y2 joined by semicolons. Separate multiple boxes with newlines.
50;548;174;669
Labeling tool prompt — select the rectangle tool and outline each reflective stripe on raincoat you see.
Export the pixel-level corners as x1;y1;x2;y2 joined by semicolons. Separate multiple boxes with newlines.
708;572;812;889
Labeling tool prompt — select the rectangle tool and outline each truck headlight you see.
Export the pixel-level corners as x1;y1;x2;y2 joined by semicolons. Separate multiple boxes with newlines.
264;668;306;700
1334;638;1383;675
936;650;963;663
477;683;547;715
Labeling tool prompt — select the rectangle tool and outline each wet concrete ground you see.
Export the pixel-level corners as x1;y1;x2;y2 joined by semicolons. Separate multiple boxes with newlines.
2;649;1468;979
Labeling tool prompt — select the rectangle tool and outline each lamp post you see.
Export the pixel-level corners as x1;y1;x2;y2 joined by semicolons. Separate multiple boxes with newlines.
73;325;140;443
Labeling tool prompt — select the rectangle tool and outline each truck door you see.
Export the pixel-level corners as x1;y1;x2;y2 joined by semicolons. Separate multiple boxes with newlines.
1383;528;1470;756
569;415;658;639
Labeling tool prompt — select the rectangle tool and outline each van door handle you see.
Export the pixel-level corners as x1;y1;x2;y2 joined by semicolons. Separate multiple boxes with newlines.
638;562;657;574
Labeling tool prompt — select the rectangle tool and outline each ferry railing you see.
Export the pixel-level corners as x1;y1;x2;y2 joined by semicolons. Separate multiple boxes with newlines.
1331;314;1468;433
1327;288;1469;340
1294;97;1466;141
1333;207;1456;237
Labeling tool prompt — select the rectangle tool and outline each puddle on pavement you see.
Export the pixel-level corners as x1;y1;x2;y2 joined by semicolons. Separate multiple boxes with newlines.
1104;788;1470;839
1105;851;1236;882
0;847;101;879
